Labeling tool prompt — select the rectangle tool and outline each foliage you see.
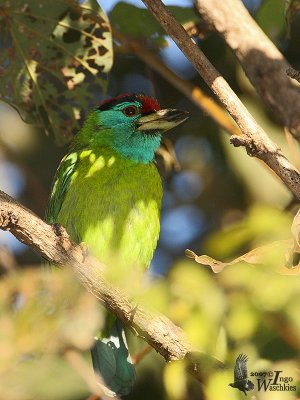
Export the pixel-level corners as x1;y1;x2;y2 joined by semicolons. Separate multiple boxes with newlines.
121;206;300;399
0;0;112;145
110;2;196;48
285;0;300;36
0;267;102;400
256;0;285;38
1;0;300;399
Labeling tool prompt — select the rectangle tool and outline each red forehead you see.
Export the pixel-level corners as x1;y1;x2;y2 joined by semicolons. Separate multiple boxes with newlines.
99;93;161;113
138;95;161;113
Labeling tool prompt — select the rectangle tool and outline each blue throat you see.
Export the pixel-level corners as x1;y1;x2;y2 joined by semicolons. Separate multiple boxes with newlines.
112;127;162;164
72;109;162;164
98;110;162;163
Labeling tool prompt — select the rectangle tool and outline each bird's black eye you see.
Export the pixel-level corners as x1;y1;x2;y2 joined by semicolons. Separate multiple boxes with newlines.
123;105;139;117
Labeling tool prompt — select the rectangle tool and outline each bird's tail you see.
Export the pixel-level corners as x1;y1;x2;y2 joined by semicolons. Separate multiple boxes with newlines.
91;319;136;397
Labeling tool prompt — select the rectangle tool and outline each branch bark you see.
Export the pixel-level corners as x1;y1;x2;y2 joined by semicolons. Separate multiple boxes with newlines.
142;0;300;200
287;67;300;84
194;0;300;140
0;190;220;381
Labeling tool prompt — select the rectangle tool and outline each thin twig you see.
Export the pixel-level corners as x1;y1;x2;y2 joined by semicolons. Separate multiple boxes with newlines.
132;345;152;365
142;0;300;200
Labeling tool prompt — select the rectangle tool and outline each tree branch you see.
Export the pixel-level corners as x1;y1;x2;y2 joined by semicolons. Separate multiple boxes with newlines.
0;190;221;381
194;0;300;140
142;0;300;200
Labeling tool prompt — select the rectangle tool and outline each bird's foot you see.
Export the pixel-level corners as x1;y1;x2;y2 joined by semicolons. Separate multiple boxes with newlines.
128;303;139;335
130;303;138;321
79;242;89;262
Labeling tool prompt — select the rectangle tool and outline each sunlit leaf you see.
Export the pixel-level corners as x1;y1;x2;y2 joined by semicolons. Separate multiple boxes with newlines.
206;370;241;400
214;327;227;362
163;361;187;400
183;311;217;351
0;268;102;366
0;0;113;145
0;267;102;399
169;261;225;318
0;354;89;400
288;209;300;267
226;297;259;340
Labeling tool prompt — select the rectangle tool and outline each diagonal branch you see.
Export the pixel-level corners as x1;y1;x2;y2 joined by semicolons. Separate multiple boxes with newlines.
0;190;221;382
194;0;300;141
142;0;300;200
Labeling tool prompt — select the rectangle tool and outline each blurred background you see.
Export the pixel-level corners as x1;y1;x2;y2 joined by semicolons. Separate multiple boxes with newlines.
1;0;300;399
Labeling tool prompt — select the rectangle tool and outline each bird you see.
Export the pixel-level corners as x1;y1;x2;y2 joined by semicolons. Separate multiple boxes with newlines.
229;353;255;396
45;93;189;396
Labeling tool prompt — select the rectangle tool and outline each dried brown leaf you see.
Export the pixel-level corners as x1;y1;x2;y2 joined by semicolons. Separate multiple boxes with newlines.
186;240;295;274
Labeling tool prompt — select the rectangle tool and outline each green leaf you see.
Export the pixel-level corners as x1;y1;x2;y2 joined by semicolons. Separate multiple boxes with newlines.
255;0;285;38
0;267;102;400
0;0;113;145
163;361;187;400
285;0;300;37
0;355;90;400
110;2;196;47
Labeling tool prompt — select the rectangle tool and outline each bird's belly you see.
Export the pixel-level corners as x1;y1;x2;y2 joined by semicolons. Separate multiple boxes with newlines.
57;154;162;272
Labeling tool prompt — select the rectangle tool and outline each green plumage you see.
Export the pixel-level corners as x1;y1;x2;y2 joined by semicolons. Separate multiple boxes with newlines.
46;93;188;396
47;147;162;270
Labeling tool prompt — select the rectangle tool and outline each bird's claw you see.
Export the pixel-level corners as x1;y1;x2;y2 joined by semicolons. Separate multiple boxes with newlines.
79;242;89;262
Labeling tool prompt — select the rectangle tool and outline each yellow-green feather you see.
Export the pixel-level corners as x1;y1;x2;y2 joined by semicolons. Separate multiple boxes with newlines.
47;147;162;271
45;98;164;396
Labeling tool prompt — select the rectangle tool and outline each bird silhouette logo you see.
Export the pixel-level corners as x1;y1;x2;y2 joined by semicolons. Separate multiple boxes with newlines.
229;354;255;396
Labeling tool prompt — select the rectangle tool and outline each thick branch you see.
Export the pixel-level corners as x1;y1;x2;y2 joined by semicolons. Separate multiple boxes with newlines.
0;190;220;381
194;0;300;140
142;0;300;200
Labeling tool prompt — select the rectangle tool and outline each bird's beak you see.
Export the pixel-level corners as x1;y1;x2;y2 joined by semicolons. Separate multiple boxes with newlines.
136;109;189;132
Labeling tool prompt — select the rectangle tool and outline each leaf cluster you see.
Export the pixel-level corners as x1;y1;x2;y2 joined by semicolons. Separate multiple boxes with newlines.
0;267;102;400
0;0;112;145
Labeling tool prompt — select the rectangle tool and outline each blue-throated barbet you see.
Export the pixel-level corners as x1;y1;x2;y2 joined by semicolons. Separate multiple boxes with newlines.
46;93;189;396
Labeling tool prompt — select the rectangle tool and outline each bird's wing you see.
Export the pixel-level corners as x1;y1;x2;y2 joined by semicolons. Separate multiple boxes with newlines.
234;354;249;381
45;152;78;223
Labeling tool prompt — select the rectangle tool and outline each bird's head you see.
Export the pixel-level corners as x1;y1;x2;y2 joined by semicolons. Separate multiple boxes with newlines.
74;93;189;163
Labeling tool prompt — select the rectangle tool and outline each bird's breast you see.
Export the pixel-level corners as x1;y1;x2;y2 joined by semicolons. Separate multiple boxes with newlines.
57;149;162;272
